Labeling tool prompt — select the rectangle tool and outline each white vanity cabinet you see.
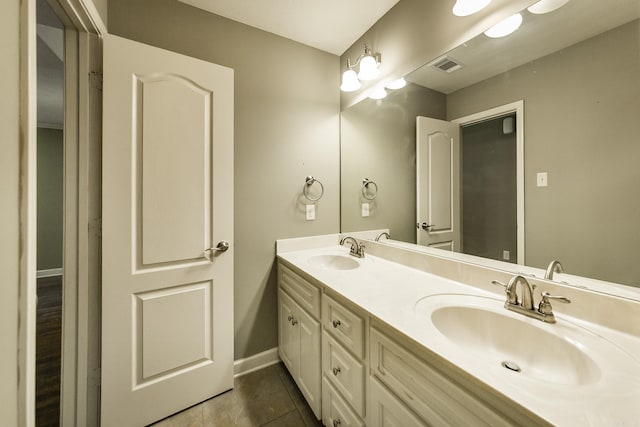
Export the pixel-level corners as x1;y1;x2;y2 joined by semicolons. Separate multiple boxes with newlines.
321;293;368;426
369;324;545;427
277;262;322;418
277;254;548;427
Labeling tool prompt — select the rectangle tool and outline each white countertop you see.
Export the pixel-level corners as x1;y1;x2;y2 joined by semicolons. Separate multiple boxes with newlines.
276;239;640;427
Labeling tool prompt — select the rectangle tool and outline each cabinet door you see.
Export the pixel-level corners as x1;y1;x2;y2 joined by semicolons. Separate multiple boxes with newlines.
279;290;298;375
370;378;426;427
297;302;321;418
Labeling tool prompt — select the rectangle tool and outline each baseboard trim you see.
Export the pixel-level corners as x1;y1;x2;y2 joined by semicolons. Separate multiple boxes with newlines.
234;347;280;378
37;268;63;278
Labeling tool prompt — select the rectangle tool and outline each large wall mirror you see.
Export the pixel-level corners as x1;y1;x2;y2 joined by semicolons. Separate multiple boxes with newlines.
341;0;640;296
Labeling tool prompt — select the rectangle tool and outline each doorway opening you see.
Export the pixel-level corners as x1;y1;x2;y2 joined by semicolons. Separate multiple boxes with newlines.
460;113;517;263
453;100;525;265
36;0;64;424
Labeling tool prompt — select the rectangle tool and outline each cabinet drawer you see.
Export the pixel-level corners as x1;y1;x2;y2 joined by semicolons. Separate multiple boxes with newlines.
369;377;426;427
322;294;365;359
322;332;366;417
278;262;321;318
370;328;513;427
322;378;364;427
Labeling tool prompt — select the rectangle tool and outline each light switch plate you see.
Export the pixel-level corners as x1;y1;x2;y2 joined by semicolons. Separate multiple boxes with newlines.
306;204;315;221
361;203;370;217
537;172;548;187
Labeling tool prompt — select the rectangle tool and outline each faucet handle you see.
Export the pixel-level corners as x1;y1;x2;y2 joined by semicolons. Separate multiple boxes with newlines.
491;280;537;291
491;280;519;305
541;292;571;304
538;291;571;315
491;280;507;288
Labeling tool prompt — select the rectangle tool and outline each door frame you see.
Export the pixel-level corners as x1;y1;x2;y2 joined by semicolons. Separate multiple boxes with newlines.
19;0;104;425
451;100;525;265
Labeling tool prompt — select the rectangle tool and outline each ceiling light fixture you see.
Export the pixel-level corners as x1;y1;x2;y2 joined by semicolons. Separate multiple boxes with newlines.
484;13;523;38
452;0;492;17
386;78;407;90
527;0;570;14
340;44;381;92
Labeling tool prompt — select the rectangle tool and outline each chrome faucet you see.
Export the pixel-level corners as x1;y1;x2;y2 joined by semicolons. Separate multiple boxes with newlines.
339;236;365;258
545;260;563;280
492;275;571;323
375;231;390;242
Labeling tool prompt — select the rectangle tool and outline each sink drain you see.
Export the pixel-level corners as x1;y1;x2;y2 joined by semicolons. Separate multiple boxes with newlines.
501;361;521;373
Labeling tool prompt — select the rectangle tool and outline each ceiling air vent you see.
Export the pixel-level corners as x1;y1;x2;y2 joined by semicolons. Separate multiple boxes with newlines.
431;55;463;73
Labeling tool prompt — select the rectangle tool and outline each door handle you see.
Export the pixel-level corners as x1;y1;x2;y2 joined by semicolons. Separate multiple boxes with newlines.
417;222;434;231
205;241;230;258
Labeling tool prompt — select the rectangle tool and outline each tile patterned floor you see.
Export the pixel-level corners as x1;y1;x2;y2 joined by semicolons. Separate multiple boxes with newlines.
150;363;323;427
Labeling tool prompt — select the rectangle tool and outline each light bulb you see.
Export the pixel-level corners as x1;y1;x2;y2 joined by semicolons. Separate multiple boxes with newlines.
527;0;570;14
340;69;361;92
484;13;522;38
357;55;380;81
368;87;387;100
386;78;407;90
452;0;491;17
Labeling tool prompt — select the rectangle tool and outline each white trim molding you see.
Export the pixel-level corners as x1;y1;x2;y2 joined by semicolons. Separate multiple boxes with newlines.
233;348;280;378
36;268;63;278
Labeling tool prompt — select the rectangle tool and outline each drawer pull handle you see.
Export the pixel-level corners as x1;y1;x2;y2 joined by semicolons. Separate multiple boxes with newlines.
332;319;341;328
332;367;341;376
333;418;342;427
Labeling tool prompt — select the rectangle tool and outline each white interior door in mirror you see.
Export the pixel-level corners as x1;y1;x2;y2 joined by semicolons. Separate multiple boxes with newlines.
102;35;234;427
416;116;460;250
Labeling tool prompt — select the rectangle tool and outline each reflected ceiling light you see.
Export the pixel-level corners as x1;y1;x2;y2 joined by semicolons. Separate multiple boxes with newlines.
368;87;387;100
527;0;570;14
452;0;491;17
340;44;381;92
386;78;406;90
484;13;523;38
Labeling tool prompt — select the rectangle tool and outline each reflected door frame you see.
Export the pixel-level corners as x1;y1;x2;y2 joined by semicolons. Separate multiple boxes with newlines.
19;0;105;425
451;100;525;265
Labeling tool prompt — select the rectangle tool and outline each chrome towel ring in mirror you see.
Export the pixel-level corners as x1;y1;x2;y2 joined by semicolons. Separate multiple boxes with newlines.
303;176;324;201
361;178;378;200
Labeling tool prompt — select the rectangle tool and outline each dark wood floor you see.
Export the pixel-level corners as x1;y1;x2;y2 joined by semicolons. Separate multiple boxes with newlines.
36;275;62;427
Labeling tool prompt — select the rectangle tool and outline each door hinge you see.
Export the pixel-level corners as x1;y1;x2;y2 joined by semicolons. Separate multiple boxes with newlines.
89;71;103;91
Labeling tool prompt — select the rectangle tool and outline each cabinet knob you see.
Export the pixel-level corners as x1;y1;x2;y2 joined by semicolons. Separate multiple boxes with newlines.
291;318;298;326
333;418;342;427
332;367;341;376
287;315;293;322
332;319;341;328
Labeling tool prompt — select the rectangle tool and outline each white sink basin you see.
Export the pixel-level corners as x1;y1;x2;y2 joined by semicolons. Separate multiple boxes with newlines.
307;254;360;270
414;294;638;388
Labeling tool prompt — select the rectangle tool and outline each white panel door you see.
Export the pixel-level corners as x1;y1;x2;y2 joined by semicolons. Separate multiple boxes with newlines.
416;116;460;250
102;35;234;427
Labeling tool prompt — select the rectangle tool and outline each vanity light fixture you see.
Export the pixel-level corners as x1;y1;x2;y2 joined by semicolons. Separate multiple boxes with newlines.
452;0;491;17
527;0;570;14
385;78;407;90
368;87;387;100
484;13;523;38
340;44;381;92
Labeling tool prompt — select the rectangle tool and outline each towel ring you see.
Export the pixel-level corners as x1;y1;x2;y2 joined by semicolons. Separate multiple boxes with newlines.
361;178;378;200
303;176;324;202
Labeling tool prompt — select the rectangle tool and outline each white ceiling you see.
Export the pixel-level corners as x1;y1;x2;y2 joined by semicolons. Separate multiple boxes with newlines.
177;0;400;55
